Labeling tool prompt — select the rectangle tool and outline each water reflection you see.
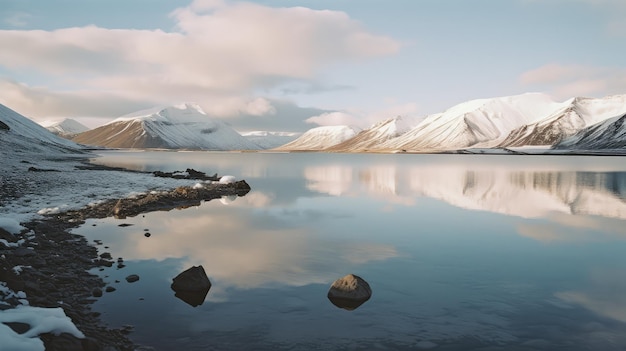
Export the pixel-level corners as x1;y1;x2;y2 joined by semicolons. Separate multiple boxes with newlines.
556;269;626;323
81;152;626;350
304;163;626;223
79;195;398;302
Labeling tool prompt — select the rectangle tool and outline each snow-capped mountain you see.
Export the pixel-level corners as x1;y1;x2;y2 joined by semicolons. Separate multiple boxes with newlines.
241;131;301;149
40;118;90;138
499;95;626;147
554;113;626;150
326;117;411;152
0;104;83;154
377;93;562;151
274;125;361;151
72;103;261;150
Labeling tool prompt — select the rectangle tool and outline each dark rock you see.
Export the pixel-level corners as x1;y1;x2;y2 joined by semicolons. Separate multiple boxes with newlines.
153;168;219;181
92;288;103;297
27;166;60;172
42;332;84;351
0;227;15;242
0;120;9;130
144;232;151;237
327;274;372;311
100;252;112;260
125;274;139;283
13;247;36;257
3;322;31;334
171;265;211;292
118;223;133;227
81;337;103;351
105;286;116;293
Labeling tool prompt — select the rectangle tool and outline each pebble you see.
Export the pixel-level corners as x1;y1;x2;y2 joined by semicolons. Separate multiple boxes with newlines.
126;274;140;283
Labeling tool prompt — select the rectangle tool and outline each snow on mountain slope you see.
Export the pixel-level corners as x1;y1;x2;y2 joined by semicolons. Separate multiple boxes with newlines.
0;104;83;154
376;93;561;151
499;95;626;147
274;125;361;151
554;113;626;150
40;118;90;138
241;131;301;149
72;103;260;150
326;116;411;152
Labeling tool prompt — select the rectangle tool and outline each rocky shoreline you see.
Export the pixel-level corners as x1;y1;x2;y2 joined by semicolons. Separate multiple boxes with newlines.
0;167;250;350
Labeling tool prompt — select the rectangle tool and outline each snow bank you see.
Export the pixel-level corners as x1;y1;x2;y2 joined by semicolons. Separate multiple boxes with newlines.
0;217;25;234
0;306;85;351
219;175;237;184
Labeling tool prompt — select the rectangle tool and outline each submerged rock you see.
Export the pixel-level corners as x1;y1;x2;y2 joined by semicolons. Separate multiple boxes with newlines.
125;274;139;283
327;274;372;311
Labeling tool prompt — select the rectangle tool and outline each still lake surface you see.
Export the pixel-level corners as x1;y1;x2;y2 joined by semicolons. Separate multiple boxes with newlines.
76;151;626;350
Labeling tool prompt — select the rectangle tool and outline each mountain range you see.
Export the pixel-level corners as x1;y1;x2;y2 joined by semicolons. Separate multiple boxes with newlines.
72;103;261;150
279;93;626;152
4;92;626;152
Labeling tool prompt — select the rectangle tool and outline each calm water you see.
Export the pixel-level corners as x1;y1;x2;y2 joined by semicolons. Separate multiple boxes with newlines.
76;151;626;350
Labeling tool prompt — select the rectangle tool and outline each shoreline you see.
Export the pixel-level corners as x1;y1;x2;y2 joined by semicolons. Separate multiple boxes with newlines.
0;161;250;350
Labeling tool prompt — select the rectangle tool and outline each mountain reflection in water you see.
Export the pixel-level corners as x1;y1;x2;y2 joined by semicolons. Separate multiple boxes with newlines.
82;152;626;350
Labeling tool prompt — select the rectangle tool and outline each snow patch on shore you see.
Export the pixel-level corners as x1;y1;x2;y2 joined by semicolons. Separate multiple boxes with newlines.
0;306;85;351
0;218;25;234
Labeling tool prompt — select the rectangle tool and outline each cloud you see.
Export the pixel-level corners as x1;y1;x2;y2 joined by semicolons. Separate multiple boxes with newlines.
0;78;151;120
306;102;422;128
2;11;32;27
519;64;626;99
0;0;400;123
556;269;626;323
305;111;362;127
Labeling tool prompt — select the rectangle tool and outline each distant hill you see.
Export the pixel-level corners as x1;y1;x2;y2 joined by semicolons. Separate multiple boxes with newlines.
40;118;90;138
274;125;361;151
241;131;301;149
72;103;261;150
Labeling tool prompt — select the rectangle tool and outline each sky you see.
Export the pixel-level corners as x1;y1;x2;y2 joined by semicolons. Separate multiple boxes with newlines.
0;0;625;132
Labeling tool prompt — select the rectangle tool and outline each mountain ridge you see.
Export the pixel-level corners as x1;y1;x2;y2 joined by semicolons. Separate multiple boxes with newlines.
72;103;261;150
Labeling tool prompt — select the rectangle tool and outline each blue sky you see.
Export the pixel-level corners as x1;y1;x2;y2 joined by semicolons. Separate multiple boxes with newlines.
0;0;624;131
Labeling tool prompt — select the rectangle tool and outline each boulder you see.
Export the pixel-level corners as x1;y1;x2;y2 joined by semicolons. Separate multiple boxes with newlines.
125;274;139;283
327;274;372;311
171;265;211;307
171;265;211;292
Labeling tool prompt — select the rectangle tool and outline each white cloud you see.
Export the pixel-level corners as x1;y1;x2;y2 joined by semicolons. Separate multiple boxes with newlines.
305;111;362;127
520;64;626;99
0;1;400;121
305;102;422;128
2;11;32;27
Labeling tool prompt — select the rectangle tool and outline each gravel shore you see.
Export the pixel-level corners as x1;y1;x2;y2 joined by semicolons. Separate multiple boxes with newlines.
0;159;250;350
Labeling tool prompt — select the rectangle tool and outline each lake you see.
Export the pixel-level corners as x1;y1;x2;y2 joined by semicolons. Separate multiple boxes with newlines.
76;151;626;350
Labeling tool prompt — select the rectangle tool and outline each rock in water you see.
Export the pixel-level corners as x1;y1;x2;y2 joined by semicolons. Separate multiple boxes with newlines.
171;265;211;292
171;265;212;307
125;274;140;283
327;274;372;311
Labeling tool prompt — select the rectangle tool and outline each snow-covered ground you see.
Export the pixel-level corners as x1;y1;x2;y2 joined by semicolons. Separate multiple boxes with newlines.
0;103;215;349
